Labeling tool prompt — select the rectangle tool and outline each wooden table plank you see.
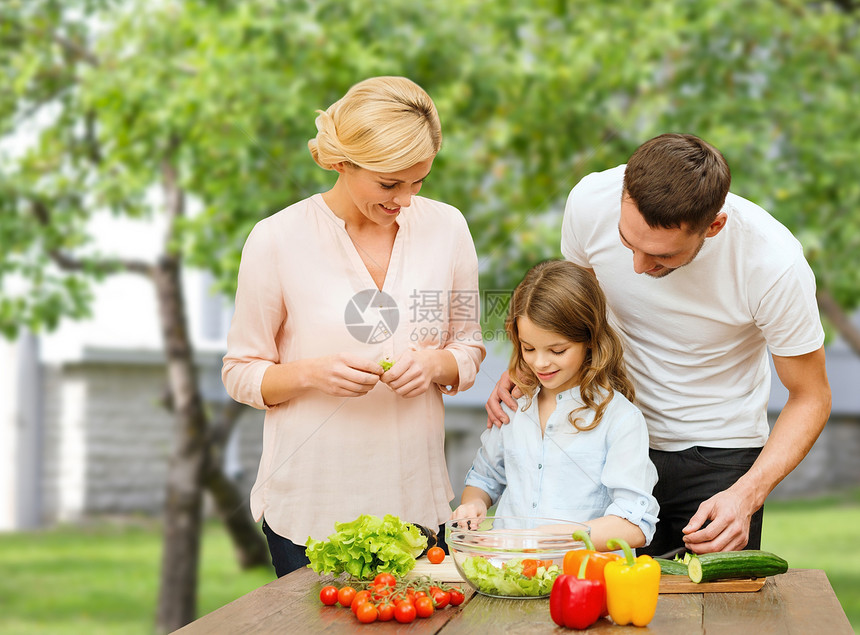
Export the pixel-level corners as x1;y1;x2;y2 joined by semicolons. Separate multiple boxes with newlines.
173;567;475;634
772;569;854;634
172;568;853;634
700;569;853;635
702;576;789;634
446;592;704;634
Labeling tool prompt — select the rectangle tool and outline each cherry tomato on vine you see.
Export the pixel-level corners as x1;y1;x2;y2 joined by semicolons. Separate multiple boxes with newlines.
319;585;339;606
449;587;465;606
337;586;356;608
430;586;450;609
373;572;397;587
415;596;435;618
377;601;395;622
351;590;372;615
355;602;378;624
394;600;416;623
426;546;445;564
395;589;415;605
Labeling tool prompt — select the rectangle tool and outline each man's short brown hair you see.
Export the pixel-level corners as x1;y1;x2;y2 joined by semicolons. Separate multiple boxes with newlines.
623;133;731;234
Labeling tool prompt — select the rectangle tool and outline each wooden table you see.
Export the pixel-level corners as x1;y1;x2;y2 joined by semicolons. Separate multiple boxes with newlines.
174;567;853;634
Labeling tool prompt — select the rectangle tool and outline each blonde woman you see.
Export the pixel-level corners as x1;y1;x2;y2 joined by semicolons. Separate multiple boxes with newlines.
222;77;485;576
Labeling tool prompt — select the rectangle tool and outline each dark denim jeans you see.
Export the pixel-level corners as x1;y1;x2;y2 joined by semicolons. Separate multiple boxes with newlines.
640;446;764;558
262;518;449;578
262;519;310;578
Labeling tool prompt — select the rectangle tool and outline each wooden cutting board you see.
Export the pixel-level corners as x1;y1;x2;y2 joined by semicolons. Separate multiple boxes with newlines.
658;574;766;593
406;556;465;583
406;557;767;593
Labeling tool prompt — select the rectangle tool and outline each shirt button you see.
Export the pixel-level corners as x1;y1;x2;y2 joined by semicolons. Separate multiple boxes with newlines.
538;464;543;469
532;503;537;508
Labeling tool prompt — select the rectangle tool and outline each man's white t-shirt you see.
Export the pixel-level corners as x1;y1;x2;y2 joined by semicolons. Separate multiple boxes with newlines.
561;165;825;451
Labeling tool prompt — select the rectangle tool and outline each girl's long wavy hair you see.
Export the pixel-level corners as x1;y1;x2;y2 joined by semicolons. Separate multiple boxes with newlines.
506;260;635;431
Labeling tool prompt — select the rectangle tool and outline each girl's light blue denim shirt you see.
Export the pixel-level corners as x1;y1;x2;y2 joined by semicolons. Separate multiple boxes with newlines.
464;385;660;544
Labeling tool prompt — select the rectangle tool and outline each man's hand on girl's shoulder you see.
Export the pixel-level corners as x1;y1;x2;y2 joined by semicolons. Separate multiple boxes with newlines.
486;370;520;428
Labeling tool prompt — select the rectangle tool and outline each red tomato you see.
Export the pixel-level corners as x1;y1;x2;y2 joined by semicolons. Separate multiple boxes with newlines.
355;602;378;624
426;546;445;564
521;558;538;578
377;601;395;622
337;586;356;608
373;572;397;587
415;596;435;618
319;585;339;606
449;588;465;606
430;587;450;609
371;584;392;601
351;590;371;615
394;600;417;623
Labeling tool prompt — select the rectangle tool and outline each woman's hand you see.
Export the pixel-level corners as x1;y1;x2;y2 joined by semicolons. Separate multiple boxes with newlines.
380;349;444;398
306;353;383;397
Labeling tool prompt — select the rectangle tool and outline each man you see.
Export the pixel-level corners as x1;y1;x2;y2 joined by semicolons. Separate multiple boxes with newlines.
487;133;831;555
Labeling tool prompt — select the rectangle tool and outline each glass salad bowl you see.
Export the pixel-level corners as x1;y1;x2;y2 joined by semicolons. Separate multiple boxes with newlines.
445;516;590;598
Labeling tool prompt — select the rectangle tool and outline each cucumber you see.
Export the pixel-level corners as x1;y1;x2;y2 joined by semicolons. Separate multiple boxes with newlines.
687;550;788;583
654;557;689;576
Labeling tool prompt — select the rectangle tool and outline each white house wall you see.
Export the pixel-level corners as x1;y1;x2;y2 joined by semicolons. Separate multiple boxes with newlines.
0;334;43;530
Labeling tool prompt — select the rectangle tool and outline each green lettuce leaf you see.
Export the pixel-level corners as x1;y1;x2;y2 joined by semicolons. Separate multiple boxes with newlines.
461;556;559;597
305;514;427;579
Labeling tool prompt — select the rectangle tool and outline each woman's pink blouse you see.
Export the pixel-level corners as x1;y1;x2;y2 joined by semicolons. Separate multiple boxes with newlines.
222;194;485;541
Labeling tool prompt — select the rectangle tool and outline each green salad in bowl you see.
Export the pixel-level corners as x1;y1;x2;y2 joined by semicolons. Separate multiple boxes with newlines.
445;516;590;598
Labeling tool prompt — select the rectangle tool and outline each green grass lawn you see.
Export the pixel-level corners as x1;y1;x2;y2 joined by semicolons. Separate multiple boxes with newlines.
0;517;274;635
0;490;857;634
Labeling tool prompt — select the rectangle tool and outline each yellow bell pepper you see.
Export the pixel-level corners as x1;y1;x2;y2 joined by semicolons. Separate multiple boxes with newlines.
604;538;661;627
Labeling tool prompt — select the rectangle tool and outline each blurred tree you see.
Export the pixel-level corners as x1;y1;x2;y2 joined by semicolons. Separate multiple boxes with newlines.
1;0;858;630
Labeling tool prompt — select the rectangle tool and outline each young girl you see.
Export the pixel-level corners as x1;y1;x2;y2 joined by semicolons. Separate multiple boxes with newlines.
452;260;658;550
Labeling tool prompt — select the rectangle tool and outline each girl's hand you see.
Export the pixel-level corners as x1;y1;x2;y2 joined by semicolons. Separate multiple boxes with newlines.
308;353;383;397
379;349;440;398
449;501;488;523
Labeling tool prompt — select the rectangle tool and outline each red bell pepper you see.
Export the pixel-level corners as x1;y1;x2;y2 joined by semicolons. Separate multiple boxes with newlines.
549;556;605;630
562;529;620;616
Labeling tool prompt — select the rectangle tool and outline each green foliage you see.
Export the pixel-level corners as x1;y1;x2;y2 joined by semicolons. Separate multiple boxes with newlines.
1;0;858;338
